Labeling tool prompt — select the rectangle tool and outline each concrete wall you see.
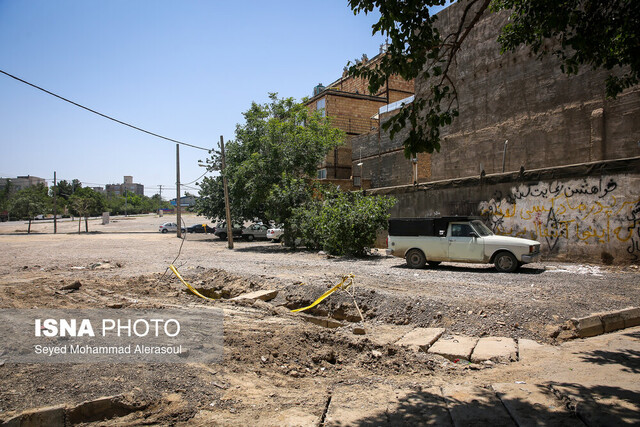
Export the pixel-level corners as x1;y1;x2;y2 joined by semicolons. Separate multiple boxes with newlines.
355;3;640;188
479;174;640;263
372;158;640;264
418;2;640;181
351;110;433;188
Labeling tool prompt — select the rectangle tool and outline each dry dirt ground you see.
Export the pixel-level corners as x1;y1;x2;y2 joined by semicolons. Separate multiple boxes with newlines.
0;214;638;425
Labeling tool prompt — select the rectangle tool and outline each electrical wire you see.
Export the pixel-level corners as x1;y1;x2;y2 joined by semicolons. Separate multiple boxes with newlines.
159;216;189;281
182;169;209;186
0;69;210;151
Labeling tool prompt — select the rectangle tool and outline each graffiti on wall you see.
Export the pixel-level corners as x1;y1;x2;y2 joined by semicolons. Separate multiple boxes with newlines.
479;177;640;260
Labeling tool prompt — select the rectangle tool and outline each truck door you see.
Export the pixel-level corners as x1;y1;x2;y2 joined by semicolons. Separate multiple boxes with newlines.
448;223;484;261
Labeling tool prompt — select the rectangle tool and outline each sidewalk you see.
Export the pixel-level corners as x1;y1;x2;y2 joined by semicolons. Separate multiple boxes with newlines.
324;326;640;426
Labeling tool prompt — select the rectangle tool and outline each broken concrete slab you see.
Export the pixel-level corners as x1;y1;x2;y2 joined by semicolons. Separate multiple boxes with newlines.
66;395;142;424
363;324;415;346
428;335;478;361
2;405;65;427
492;383;584;426
296;313;344;329
442;385;515;426
569;315;604;338
470;337;517;363
395;327;445;352
1;395;144;427
230;290;278;302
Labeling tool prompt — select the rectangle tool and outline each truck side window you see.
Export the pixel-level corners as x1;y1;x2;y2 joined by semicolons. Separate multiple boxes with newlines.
451;224;473;237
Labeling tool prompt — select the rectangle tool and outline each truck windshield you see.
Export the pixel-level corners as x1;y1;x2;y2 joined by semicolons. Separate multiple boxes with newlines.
471;220;494;236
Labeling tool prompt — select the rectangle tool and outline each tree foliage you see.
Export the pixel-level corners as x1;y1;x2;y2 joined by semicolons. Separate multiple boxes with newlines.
196;94;344;223
492;0;640;97
0;179;14;214
104;192;169;215
69;187;106;232
348;0;639;155
56;179;82;201
8;184;51;233
289;186;396;256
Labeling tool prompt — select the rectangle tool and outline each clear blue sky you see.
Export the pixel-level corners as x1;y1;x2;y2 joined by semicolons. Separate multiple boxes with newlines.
0;1;442;198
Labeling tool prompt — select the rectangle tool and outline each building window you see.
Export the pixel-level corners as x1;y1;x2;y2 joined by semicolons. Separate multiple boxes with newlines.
353;176;361;187
317;169;327;180
316;99;326;117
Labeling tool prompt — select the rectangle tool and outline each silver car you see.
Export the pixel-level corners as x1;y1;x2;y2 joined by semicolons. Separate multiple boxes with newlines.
242;224;269;241
159;222;185;234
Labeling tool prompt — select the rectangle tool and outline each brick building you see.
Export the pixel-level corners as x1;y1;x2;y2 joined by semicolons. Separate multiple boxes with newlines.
304;46;414;181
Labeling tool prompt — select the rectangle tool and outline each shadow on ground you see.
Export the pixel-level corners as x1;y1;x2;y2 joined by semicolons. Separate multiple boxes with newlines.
390;263;546;275
327;381;639;426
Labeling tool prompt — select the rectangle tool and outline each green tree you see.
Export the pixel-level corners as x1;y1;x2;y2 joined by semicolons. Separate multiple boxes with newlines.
56;179;82;201
347;0;639;156
196;93;344;223
8;184;51;233
69;187;105;233
290;187;396;256
0;178;14;217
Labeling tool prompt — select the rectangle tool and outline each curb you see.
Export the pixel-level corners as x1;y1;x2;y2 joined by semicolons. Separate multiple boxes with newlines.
568;306;640;338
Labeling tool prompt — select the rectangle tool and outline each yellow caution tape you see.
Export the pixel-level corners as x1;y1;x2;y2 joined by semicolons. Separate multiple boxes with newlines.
169;264;218;301
291;274;354;313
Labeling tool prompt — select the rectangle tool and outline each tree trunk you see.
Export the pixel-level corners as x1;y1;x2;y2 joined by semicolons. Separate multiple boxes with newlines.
78;216;81;234
85;216;88;233
28;219;32;234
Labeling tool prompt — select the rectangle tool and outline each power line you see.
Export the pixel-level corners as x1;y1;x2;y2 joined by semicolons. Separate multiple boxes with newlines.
182;170;209;186
0;69;210;151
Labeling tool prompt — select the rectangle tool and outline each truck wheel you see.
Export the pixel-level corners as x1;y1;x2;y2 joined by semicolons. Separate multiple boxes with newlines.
427;261;441;267
218;232;227;240
246;234;254;242
494;251;518;273
405;249;426;269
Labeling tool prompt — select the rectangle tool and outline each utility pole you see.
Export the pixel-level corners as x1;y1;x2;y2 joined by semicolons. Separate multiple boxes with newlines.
176;143;182;238
220;135;233;249
53;171;57;234
158;184;163;215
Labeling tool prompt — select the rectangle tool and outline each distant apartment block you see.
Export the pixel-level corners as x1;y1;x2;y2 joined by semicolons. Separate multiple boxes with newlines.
105;175;144;196
0;175;48;192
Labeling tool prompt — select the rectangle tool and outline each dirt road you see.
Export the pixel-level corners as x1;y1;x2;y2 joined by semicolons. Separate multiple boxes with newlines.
0;214;638;425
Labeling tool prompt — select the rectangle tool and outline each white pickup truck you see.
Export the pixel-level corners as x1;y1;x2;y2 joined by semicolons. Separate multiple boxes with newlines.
386;217;540;272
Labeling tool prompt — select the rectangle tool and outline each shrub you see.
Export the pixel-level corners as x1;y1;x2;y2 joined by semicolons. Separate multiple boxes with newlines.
290;188;396;256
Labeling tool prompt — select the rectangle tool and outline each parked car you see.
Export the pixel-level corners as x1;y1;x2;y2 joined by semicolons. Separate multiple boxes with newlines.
266;225;284;242
159;222;186;234
387;217;540;272
187;223;215;233
242;223;269;241
213;222;243;240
